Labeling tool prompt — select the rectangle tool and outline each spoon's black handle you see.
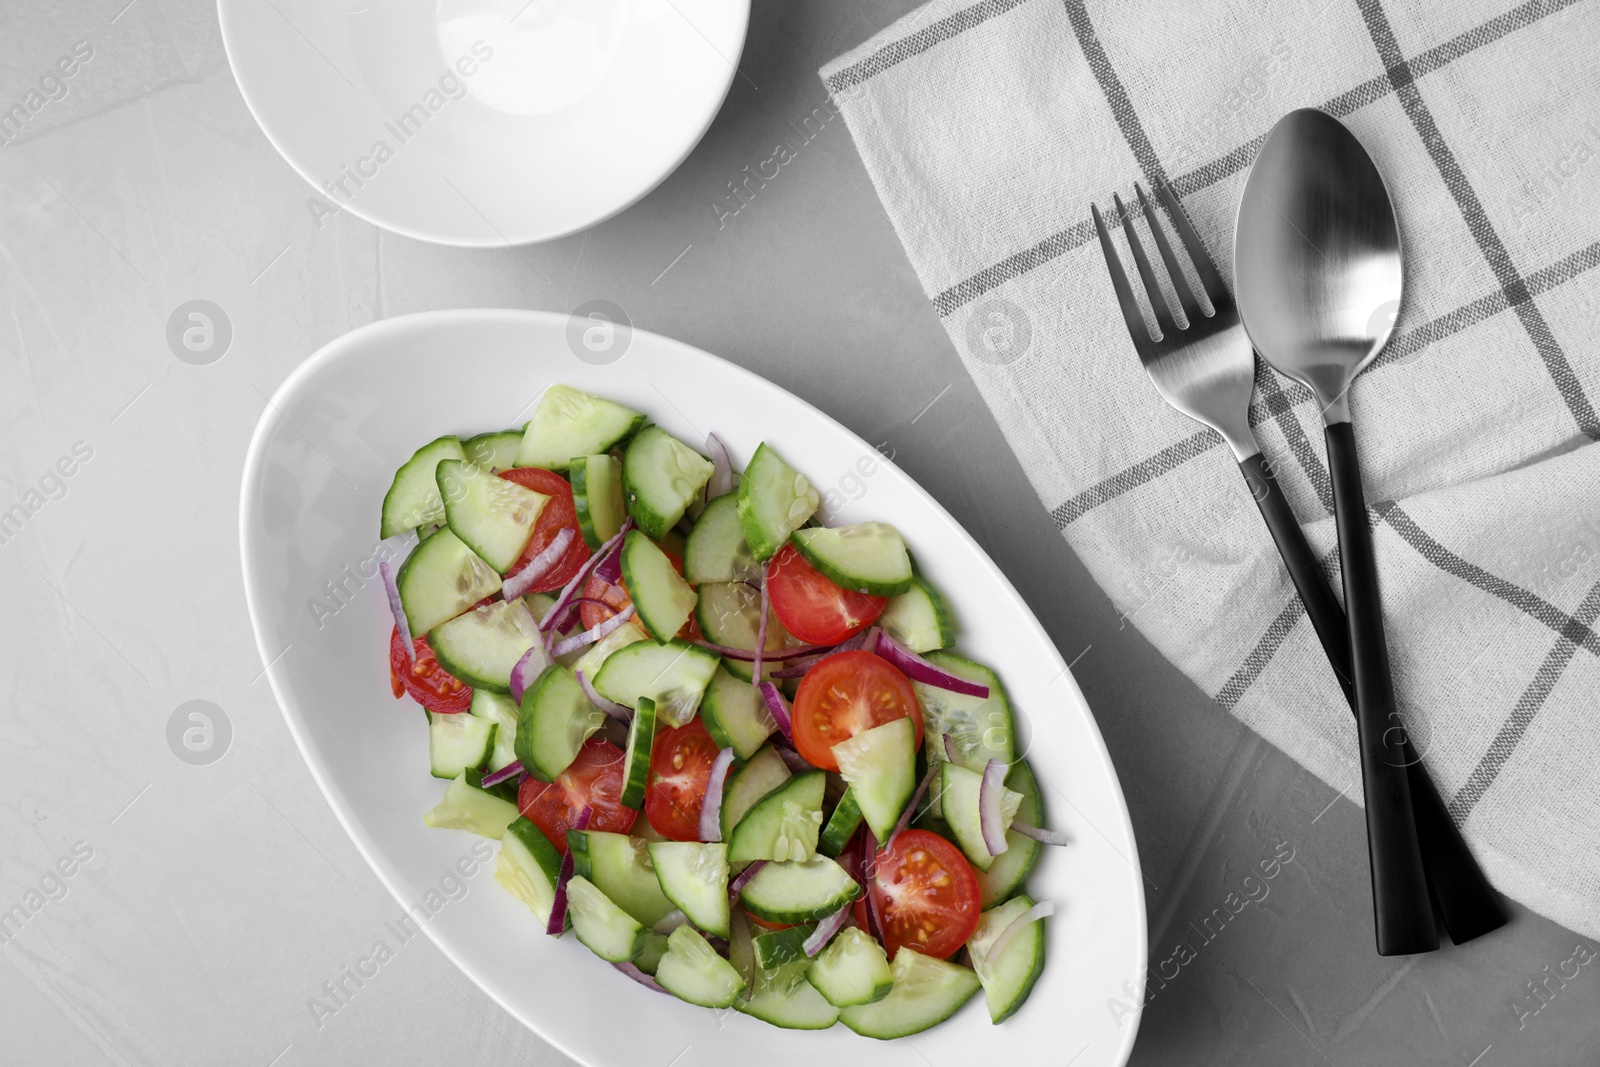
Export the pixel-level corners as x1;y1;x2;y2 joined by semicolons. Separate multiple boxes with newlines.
1240;453;1507;944
1322;422;1438;955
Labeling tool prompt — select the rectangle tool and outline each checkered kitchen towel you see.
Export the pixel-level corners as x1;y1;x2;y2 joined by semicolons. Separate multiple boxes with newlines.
822;0;1600;938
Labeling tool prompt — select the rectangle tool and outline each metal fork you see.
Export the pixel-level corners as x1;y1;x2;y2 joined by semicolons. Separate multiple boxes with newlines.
1091;183;1507;945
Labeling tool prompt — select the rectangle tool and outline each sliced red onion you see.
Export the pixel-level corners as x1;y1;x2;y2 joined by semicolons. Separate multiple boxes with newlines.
502;527;577;600
1011;820;1071;846
803;903;851;957
979;758;1011;856
862;830;885;944
942;733;958;762
752;580;770;687
593;535;625;585
699;747;736;842
705;433;734;500
551;604;635;657
767;629;875;678
985;900;1055;966
546;804;594;935
693;639;827;662
654;909;689;933
757;682;792;741
378;560;416;665
575;668;631;721
887;760;940;849
728;860;767;896
480;761;523;788
509;645;546;704
613;962;669;994
773;744;812;773
872;630;989;698
540;520;631;634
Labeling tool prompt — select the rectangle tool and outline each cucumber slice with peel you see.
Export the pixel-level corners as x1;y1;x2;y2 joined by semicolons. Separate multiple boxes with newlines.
818;786;864;858
621;530;697;641
623;425;715;540
571;454;626;549
516;666;605;783
428;711;495;779
568;830;677;929
634;931;670;975
683;493;761;583
694;580;793;682
736;443;819;560
437;459;549;573
571;616;649;679
978;759;1043;908
380;436;465;538
516;385;645;470
878;576;955;652
462;430;522;472
429;598;543;694
396;527;501;637
470;689;521;773
495;816;566;928
424;772;519;838
565;876;646;962
832;716;917;842
727;771;825;863
654;924;747;1009
968;894;1047;1023
790;523;913;597
591;640;719;726
738;858;860;925
940;761;1023;872
917;652;1013;819
699;665;777;759
720;744;791;839
620;697;656;810
807;927;893;1007
753;924;816;971
838;948;980;1038
647;841;731;938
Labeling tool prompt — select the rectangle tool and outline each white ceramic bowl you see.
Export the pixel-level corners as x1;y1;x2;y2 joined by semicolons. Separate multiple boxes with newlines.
218;0;748;246
239;309;1145;1067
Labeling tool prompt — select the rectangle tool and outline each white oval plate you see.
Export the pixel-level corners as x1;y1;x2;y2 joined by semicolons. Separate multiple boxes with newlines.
218;0;748;246
240;310;1146;1067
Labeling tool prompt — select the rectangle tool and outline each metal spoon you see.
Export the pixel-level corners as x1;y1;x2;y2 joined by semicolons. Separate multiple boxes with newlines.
1234;107;1438;956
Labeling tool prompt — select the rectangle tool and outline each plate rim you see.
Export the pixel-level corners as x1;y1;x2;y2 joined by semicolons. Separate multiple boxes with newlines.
239;308;1147;1065
216;1;751;247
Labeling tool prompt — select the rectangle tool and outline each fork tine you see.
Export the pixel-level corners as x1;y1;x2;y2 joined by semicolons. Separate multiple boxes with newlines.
1113;193;1178;340
1134;183;1202;325
1154;181;1232;313
1091;202;1157;363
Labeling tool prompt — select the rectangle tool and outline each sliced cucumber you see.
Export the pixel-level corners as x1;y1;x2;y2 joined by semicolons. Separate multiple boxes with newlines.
978;759;1043;908
916;652;1014;774
736;442;819;560
429;598;543;694
462;430;523;472
621;530;697;641
568;830;677;929
495;816;566;927
727;771;825;863
736;934;841;1031
683;493;761;583
571;616;649;678
565;875;645;962
471;689;521;773
969;894;1047;1023
654;924;747;1009
380;435;465;538
838;949;980;1038
720;744;791;839
790;522;913;597
516;666;604;782
753;924;815;971
807;927;893;1007
436;459;549;573
635;931;671;975
424;772;519;838
396;527;502;637
522;591;557;624
832;716;917;842
428;711;495;779
619;697;656;810
738;858;860;925
699;665;777;759
647;841;731;938
591;640;719;727
878;575;955;652
694;580;792;682
818;787;865;858
622;425;715;540
571;454;626;549
940;762;1023;872
516;385;645;470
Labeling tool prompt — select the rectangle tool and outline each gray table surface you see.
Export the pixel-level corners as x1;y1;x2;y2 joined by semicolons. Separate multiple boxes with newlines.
2;2;1596;1065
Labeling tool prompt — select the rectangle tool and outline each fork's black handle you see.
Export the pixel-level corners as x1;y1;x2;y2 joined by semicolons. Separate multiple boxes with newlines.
1240;451;1506;945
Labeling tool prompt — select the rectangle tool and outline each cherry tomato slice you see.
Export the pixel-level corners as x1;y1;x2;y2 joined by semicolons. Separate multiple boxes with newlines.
499;468;590;594
645;718;720;841
388;626;472;714
766;544;885;646
791;650;923;771
517;736;637;853
857;829;980;960
744;910;798;931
